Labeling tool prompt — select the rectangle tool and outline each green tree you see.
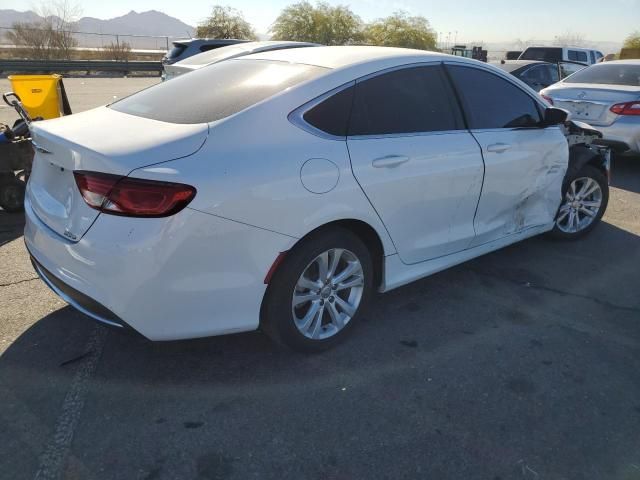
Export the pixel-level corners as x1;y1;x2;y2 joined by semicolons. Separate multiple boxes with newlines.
363;11;437;50
623;31;640;49
270;1;363;45
196;6;257;40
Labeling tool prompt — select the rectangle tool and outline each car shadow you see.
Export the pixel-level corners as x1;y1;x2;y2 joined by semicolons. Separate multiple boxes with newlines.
611;154;640;194
0;210;24;247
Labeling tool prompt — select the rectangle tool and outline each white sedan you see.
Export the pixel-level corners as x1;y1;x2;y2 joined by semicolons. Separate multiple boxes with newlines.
25;47;609;352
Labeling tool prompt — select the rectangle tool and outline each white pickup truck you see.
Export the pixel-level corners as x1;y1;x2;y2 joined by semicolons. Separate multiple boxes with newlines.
519;46;604;65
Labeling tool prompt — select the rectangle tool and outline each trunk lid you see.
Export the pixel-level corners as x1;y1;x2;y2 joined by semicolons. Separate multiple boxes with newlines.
550;83;640;126
27;106;208;241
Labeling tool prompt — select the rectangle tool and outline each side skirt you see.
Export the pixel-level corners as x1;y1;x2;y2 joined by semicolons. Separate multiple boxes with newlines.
381;222;554;292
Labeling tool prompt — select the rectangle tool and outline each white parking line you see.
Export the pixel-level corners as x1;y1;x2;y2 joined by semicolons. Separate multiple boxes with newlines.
33;325;107;480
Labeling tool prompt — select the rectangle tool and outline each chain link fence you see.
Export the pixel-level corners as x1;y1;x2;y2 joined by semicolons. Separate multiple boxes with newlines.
0;26;174;60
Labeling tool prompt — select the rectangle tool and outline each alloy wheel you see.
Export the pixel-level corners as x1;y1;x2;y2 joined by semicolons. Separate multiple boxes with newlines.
556;176;603;234
292;248;364;340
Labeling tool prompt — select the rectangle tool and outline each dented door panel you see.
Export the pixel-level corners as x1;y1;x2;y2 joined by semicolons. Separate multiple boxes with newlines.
469;127;568;247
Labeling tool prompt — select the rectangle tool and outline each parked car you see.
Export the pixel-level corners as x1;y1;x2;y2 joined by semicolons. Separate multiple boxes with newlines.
162;38;250;65
163;40;321;80
493;60;587;91
505;51;523;60
25;47;610;352
541;60;640;155
520;46;604;65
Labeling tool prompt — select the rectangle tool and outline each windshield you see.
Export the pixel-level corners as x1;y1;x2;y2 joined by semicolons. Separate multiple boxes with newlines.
110;59;326;124
564;63;640;86
520;47;562;62
178;44;251;66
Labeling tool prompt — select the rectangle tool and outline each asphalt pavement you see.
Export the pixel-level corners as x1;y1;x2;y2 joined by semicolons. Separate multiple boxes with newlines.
1;78;640;480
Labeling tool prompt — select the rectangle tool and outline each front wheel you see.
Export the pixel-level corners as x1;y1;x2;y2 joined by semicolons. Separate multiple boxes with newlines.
261;228;374;352
549;165;608;240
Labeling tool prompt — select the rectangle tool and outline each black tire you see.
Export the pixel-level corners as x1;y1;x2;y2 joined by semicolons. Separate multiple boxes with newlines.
549;164;608;240
0;176;26;213
261;227;374;353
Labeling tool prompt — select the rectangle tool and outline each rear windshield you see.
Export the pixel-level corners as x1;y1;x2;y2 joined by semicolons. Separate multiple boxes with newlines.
110;59;326;124
564;64;640;86
168;43;187;59
179;44;249;66
520;47;562;62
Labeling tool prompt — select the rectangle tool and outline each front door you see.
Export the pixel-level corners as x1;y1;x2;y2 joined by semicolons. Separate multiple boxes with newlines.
347;64;485;265
446;63;568;247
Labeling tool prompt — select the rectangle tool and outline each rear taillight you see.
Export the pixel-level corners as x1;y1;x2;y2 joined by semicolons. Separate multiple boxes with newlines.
73;171;196;217
610;101;640;116
541;94;554;105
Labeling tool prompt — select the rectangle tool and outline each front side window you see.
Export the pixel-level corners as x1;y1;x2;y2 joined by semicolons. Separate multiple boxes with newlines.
568;50;588;63
348;65;464;136
447;65;542;129
111;60;326;124
519;64;553;87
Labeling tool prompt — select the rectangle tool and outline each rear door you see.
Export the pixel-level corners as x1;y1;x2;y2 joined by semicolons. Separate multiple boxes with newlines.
446;63;568;246
347;64;484;264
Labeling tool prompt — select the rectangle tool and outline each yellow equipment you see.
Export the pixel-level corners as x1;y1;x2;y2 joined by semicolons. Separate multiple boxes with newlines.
7;74;72;120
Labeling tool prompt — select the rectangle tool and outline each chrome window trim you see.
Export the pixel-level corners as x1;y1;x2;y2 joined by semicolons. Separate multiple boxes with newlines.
443;59;550;112
288;80;356;141
348;129;470;141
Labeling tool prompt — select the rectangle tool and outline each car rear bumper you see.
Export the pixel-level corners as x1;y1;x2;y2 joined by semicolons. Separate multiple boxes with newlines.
596;117;640;155
24;194;295;341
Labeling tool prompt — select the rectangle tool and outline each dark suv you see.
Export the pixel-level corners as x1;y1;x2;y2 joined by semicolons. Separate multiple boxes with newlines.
162;39;250;65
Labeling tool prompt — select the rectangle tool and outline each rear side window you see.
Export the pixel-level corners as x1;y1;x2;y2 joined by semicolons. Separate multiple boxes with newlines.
568;50;588;63
110;60;326;124
520;47;562;62
200;44;224;52
447;65;542;129
303;86;354;137
348;65;464;136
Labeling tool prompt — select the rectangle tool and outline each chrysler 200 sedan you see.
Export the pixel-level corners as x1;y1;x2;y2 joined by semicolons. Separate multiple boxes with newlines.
25;47;609;352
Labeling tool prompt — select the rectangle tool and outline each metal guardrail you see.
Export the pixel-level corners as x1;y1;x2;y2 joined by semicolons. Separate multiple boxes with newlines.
0;60;162;75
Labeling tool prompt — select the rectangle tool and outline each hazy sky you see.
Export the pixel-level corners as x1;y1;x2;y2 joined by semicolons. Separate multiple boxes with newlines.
4;0;639;42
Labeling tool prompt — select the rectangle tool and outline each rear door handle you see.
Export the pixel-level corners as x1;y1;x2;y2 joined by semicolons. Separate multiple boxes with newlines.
372;155;410;168
486;143;511;153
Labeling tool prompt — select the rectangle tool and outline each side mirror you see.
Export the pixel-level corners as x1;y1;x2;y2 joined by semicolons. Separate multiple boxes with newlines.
543;107;568;126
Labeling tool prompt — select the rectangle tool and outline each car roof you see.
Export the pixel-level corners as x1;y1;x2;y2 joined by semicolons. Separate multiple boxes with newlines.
599;59;640;65
492;60;547;72
175;41;320;67
245;45;454;69
172;38;249;46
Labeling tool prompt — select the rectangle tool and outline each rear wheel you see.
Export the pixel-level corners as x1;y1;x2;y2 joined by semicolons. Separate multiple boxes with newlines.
0;175;26;213
550;165;608;240
262;228;373;352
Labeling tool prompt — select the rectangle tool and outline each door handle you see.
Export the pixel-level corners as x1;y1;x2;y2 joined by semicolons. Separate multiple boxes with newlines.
486;143;511;153
372;155;410;168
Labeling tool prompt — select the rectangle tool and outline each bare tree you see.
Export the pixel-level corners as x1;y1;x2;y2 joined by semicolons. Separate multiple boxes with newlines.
554;31;586;47
101;41;132;61
5;0;80;60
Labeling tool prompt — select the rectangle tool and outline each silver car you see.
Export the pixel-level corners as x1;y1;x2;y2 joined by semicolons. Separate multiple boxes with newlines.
162;41;320;81
541;60;640;155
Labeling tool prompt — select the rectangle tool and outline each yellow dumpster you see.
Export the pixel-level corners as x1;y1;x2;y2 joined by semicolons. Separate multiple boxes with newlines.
8;74;72;120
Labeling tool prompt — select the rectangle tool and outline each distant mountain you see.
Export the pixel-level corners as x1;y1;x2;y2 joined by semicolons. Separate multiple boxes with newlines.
0;9;195;48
